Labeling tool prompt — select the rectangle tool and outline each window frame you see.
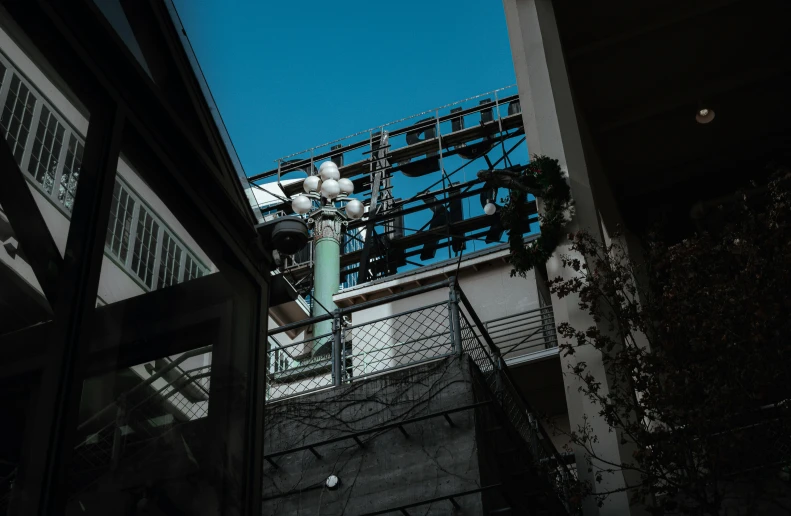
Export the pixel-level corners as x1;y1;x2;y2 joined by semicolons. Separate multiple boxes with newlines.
105;176;210;292
0;49;86;216
0;49;209;293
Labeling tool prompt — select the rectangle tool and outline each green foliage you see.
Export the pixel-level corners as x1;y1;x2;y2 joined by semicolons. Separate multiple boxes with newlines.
500;155;572;278
548;171;791;514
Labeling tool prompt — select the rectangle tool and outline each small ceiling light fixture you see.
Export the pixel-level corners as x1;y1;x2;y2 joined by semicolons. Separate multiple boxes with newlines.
325;474;340;490
696;107;715;124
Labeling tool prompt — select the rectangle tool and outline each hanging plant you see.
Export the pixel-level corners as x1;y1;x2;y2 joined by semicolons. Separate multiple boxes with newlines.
481;155;572;277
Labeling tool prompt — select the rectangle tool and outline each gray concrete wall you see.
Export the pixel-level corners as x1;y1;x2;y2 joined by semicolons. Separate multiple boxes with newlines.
262;356;484;515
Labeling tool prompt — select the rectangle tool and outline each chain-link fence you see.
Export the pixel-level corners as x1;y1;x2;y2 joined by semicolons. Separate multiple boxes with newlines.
266;326;335;401
344;301;454;381
266;293;457;401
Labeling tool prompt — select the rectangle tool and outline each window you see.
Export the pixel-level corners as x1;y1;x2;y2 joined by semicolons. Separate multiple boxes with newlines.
184;254;206;281
104;178;209;291
58;134;83;211
157;231;183;289
1;74;37;165
27;105;65;194
130;206;160;289
0;55;85;211
106;181;136;264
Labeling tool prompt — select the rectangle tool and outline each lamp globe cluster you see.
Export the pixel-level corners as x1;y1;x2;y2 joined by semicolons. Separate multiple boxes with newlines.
292;161;364;217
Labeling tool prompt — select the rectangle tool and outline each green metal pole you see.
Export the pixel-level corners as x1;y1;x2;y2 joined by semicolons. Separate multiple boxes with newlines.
311;207;343;356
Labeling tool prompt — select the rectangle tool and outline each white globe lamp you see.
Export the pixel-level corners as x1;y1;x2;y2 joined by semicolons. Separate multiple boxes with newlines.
320;178;341;200
484;200;497;216
319;161;340;181
345;199;365;220
303;175;321;193
338;177;354;195
291;195;312;215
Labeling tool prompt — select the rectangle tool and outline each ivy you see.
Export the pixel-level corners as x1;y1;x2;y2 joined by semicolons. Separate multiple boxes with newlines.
498;155;573;277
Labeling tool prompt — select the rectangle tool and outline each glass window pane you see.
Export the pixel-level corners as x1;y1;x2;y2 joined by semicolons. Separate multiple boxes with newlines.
130;207;159;289
0;74;37;166
105;181;135;266
27;105;65;194
156;231;183;289
58;134;84;211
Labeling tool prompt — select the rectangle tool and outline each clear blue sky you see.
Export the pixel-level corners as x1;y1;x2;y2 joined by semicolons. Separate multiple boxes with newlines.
171;0;517;178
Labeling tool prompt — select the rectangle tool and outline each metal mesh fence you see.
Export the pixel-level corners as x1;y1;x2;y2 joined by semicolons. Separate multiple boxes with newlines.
266;327;335;401
344;301;454;381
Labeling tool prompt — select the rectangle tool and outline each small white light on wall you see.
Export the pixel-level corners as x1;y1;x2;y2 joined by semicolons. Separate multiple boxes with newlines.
303;175;321;193
291;195;312;214
345;199;364;219
484;200;497;216
696;108;715;124
325;474;340;490
319;161;341;181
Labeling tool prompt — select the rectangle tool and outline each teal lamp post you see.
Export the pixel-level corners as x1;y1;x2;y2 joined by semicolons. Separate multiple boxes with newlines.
292;161;364;356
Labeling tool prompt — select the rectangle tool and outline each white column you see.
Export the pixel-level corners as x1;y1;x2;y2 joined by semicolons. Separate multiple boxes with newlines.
502;1;645;514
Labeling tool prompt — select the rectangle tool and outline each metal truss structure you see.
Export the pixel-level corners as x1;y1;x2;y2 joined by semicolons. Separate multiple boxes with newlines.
247;86;538;295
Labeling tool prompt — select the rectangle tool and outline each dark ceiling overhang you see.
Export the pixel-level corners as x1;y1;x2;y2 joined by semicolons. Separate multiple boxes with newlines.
553;0;791;238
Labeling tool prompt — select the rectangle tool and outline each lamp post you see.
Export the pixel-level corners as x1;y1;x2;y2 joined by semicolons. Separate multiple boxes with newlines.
292;161;364;356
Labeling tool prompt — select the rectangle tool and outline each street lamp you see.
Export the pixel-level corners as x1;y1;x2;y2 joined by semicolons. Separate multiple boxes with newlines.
289;161;365;356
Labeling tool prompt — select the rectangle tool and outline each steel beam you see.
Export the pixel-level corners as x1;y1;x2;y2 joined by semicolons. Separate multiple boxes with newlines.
0;138;63;307
14;99;125;515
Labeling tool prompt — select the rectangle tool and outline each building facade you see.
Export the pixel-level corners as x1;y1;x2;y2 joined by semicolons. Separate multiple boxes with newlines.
0;1;295;514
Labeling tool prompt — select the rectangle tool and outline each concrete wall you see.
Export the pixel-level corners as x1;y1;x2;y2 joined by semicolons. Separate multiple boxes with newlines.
262;356;484;515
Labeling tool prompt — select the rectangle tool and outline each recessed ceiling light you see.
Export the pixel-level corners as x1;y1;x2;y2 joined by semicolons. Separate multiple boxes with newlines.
696;108;715;124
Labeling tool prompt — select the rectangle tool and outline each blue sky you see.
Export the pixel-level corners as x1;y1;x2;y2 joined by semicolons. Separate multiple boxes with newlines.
171;0;517;177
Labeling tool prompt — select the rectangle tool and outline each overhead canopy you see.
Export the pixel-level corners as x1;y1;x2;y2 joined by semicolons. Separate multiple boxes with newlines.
553;0;791;238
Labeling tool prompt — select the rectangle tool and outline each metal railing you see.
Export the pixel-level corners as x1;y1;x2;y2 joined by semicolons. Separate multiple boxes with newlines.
266;280;458;401
484;305;558;360
454;287;575;512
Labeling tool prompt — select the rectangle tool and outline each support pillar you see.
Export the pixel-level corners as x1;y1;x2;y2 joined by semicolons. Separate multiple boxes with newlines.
311;207;343;356
502;1;646;514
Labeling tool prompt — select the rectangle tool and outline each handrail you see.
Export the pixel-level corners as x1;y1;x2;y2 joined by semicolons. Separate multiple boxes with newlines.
455;286;501;356
77;345;212;430
483;305;553;326
455;284;572;481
